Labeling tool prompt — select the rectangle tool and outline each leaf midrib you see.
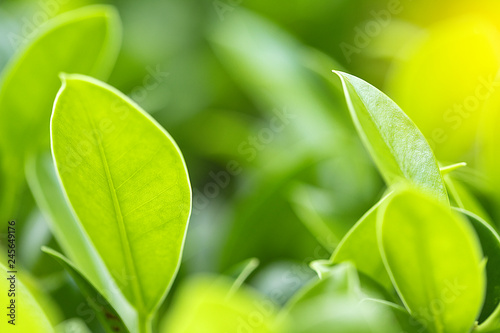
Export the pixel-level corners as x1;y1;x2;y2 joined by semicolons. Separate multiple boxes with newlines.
79;95;146;313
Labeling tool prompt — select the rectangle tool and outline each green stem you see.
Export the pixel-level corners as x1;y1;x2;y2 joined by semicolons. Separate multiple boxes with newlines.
138;313;152;333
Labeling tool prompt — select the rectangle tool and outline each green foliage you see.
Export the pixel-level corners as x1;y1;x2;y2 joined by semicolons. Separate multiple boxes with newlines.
2;2;500;333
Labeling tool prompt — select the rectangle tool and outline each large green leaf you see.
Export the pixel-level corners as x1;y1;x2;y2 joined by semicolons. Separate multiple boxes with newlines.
0;262;54;332
335;71;447;202
0;5;121;221
455;208;500;323
43;247;130;333
330;193;393;290
51;75;191;323
378;188;484;333
160;275;282;333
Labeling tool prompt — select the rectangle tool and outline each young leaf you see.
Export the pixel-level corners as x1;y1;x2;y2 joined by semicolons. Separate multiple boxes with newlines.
43;247;130;333
51;75;192;320
334;71;448;202
0;262;54;332
454;208;500;323
283;263;419;333
378;188;484;333
330;193;393;290
0;5;121;222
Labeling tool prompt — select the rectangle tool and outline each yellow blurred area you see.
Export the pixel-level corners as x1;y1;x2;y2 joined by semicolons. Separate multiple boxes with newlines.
387;13;500;163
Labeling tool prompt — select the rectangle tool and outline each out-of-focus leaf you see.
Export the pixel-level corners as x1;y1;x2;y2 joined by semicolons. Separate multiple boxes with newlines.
0;262;54;332
0;4;121;222
26;153;101;287
26;152;135;331
455;208;500;323
43;247;130;333
160;275;282;333
335;71;448;202
283;262;421;333
51;75;191;321
378;188;484;333
387;16;500;162
330;193;393;290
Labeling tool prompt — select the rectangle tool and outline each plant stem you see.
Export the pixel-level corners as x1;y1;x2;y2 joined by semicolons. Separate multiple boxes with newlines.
138;313;152;333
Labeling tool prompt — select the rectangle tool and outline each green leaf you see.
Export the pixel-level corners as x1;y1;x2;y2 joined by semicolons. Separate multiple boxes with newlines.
25;152;134;330
160;275;282;333
43;247;130;333
330;193;393;290
50;75;191;320
0;262;54;332
283;263;420;333
334;71;448;202
378;188;484;333
455;208;500;323
0;4;121;221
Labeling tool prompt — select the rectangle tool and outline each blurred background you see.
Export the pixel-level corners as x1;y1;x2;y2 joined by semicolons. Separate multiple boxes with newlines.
1;0;500;331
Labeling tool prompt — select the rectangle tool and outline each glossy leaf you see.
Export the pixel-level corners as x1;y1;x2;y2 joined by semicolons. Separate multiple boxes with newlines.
0;262;54;332
160;275;282;333
51;74;192;318
43;247;130;333
455;208;500;323
334;71;448;202
330;193;393;290
0;4;121;221
378;188;484;333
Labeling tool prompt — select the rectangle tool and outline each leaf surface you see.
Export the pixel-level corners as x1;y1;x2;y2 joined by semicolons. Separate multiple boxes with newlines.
51;74;191;316
335;71;447;202
378;188;484;333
